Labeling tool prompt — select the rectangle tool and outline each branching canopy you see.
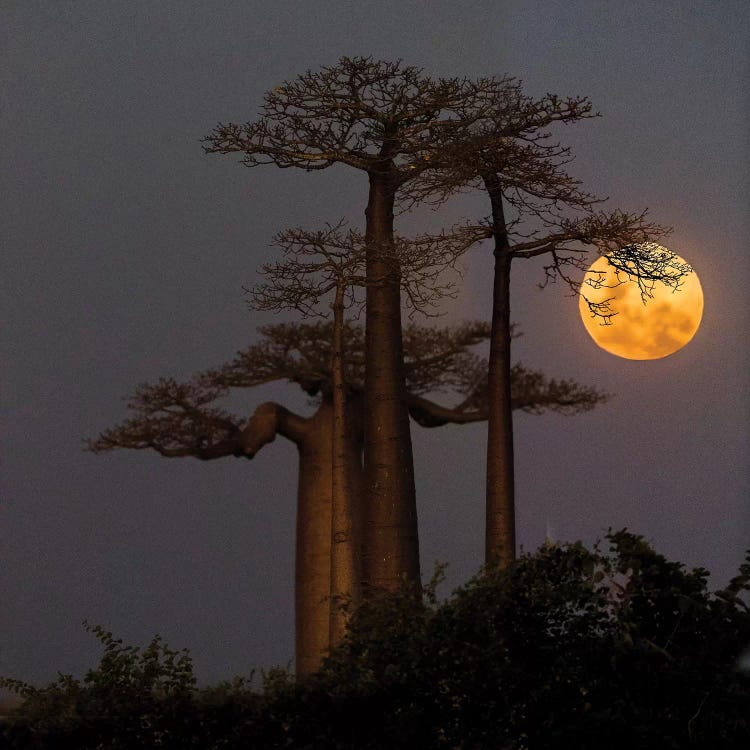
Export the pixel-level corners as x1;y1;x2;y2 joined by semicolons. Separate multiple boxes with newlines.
87;322;609;458
249;222;475;319
387;75;690;322
203;57;591;203
86;378;243;460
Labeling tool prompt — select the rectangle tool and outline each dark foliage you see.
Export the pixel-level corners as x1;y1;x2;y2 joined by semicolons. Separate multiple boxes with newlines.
3;532;748;749
0;625;278;749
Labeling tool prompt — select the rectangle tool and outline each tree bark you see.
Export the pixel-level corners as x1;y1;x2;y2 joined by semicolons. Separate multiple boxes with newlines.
329;284;362;646
292;395;364;677
238;401;331;677
238;399;337;678
293;400;333;677
233;396;365;677
362;170;420;592
483;173;516;569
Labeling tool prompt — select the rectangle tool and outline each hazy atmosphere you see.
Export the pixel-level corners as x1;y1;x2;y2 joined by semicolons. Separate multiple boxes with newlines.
2;0;748;690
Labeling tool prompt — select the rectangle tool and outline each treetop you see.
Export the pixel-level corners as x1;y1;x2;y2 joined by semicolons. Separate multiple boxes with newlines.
202;56;594;195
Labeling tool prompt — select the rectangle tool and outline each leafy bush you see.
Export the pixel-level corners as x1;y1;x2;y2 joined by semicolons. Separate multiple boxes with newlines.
0;625;277;749
3;531;748;748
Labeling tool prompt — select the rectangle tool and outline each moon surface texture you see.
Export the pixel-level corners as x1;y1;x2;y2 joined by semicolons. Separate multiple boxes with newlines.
578;248;704;360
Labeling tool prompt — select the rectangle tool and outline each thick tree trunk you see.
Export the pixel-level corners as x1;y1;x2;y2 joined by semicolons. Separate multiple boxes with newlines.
238;401;330;677
294;395;364;677
294;399;333;677
483;174;516;569
362;171;420;592
329;285;362;646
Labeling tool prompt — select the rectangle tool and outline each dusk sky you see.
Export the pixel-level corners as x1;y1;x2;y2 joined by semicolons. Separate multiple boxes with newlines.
2;1;748;689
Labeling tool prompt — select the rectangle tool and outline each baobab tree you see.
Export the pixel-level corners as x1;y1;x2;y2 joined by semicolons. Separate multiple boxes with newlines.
250;224;367;647
203;57;582;591
249;221;470;644
89;321;606;675
406;81;690;569
202;57;682;581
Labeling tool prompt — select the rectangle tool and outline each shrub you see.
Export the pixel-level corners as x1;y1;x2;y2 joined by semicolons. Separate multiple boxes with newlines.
3;531;748;748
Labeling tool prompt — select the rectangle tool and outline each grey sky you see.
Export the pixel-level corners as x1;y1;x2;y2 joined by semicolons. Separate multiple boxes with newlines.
2;0;748;687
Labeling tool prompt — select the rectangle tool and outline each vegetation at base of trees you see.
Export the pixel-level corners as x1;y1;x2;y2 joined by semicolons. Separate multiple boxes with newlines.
3;531;749;749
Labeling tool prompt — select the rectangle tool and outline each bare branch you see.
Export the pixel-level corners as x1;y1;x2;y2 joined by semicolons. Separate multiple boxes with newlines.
237;401;310;455
407;362;609;427
442;207;674;323
203;57;484;176
400;87;598;209
204;321;365;396
85;375;312;461
89;321;607;458
85;378;244;460
204;56;601;209
248;221;478;320
248;222;367;318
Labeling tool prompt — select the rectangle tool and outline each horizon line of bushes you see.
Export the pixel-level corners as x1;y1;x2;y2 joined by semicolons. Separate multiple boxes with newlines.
2;529;749;749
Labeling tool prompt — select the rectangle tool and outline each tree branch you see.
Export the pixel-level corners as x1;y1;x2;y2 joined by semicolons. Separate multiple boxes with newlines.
407;364;610;428
86;378;308;462
238;402;310;456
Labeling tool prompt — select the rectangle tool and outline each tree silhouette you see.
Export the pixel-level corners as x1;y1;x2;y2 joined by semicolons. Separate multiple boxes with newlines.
249;222;472;646
203;57;688;580
89;321;607;675
250;224;367;649
408;80;688;568
203;57;582;592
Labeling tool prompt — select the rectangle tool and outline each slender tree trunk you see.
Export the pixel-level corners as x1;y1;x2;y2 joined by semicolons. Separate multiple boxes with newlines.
483;174;516;569
362;170;420;592
343;389;365;597
329;284;361;646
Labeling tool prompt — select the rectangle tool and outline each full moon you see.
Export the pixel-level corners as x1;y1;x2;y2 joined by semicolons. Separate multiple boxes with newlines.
578;247;704;360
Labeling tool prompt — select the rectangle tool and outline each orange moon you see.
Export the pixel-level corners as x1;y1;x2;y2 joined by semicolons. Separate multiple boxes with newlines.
578;247;704;360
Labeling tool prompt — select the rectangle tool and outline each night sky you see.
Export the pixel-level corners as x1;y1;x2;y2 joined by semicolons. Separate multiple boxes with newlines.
2;1;748;689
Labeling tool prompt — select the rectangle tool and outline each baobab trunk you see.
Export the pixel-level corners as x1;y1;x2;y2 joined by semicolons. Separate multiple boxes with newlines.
295;394;364;677
484;174;516;568
237;400;332;677
362;170;420;592
329;283;361;646
294;399;334;677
